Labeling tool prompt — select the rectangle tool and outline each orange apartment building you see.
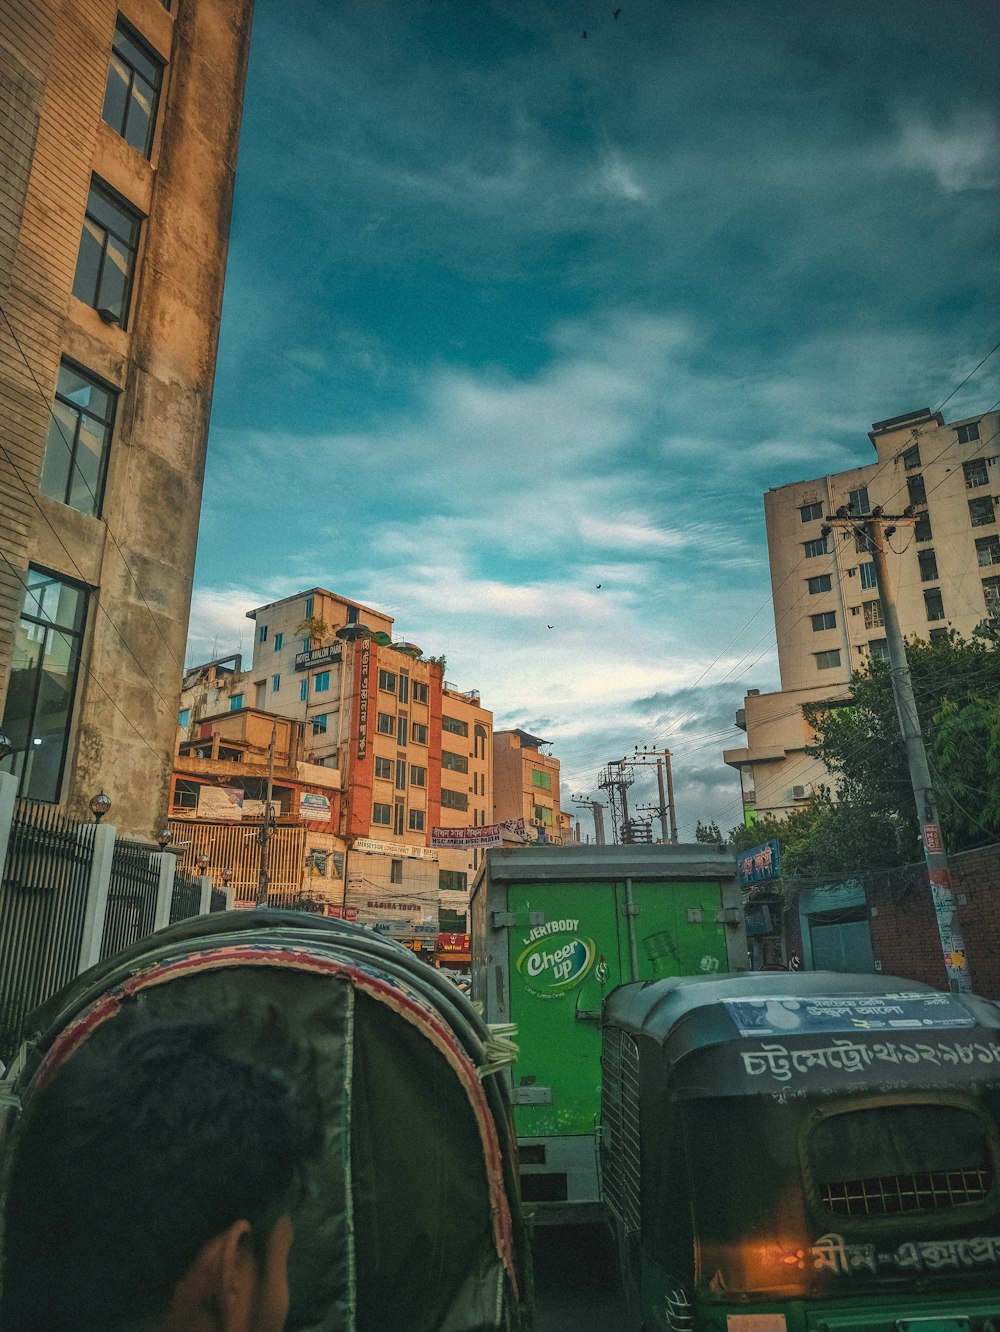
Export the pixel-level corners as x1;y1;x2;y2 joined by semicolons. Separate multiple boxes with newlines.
493;729;569;843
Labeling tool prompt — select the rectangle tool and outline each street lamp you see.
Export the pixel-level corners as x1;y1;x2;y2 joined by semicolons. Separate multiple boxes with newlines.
196;853;210;872
89;791;112;824
221;868;233;886
156;827;172;850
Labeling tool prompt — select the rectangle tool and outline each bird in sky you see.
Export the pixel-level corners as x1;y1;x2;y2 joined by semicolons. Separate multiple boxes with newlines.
547;624;554;629
596;583;602;589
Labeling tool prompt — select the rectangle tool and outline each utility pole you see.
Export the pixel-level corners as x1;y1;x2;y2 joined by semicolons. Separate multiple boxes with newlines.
632;747;678;843
598;759;633;843
256;724;276;908
572;795;607;845
824;507;971;993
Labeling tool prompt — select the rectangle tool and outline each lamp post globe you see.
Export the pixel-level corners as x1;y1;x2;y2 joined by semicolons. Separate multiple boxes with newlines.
89;791;112;824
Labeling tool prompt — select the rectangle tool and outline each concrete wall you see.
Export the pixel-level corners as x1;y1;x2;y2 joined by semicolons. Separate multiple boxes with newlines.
0;0;254;836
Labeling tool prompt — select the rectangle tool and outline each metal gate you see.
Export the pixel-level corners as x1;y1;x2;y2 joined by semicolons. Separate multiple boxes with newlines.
100;839;160;960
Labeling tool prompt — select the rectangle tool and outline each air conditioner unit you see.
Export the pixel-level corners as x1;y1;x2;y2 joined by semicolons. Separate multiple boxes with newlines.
792;785;808;800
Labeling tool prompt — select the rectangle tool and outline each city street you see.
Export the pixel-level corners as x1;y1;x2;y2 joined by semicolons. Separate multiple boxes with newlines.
532;1224;627;1332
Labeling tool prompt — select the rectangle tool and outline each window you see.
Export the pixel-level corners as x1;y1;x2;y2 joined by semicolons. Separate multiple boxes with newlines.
376;712;394;735
411;722;428;744
397;715;408;746
964;458;989;489
804;536;829;559
533;804;553;826
72;180;142;327
312;715;327;735
393;802;405;835
390;858;403;884
304;596;314;618
398;673;409;704
372;802;392;826
413;681;429;704
172;780;198;810
869;639;889;661
977;536;1000;567
854;526;870;554
902;444;921;470
531;768;552;788
907;474;927;506
799;501;823;522
314;671;330;692
924;589;945;622
442;715;468;736
929;628;949;644
299;680;308;703
39;361;117;516
441;788;468;811
258;626;268;643
375;757;392;780
177;707;190;728
815;649;841;670
848;487;869;516
915;510;932;542
0;569;87;801
409;764;426;787
102;20;162;157
807;574;832;594
408;809;425;832
442;750;468;773
395;758;407;790
859;562;877;590
439;870;468;893
862;599;883;630
271;674;281;693
811;611;836;632
957;422;981;444
230;694;243;711
917;549;939;582
274;632;283;651
983;576;1000;609
970;496;996;527
301;638;310;653
378;669;396;692
346;605;359;624
474;722;488;758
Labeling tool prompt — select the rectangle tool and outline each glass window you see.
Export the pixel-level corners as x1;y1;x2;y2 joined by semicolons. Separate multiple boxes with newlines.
314;671;330;692
915;510;932;542
441;788;468;811
304;596;314;618
957;422;981;445
869;639;889;661
859;562;877;590
0;569;87;801
270;674;280;692
258;626;267;643
929;627;949;643
964;458;989;488
810;611;836;632
395;758;406;789
533;804;553;825
299;680;308;702
439;870;467;893
375;757;392;780
902;444;921;470
39;361;117;516
442;715;468;736
531;768;552;788
274;632;283;651
815;649;841;670
804;536;829;559
807;574;832;594
229;694;243;711
390;858;403;884
917;549;938;582
393;802;404;835
398;673;409;704
102;20;162;157
372;802;392;826
409;764;426;786
397;715;407;746
977;536;1000;567
177;707;190;727
312;715;327;735
848;487;869;516
411;722;428;744
799;501;823;522
442;750;468;773
408;809;425;832
907;474;927;506
862;599;883;629
378;669;396;692
970;497;996;527
924;589;945;622
72;179;142;327
983;576;1000;609
412;681;428;704
376;712;394;735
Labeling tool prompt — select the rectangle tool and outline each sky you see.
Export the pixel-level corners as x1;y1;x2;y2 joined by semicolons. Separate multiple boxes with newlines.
187;0;1000;842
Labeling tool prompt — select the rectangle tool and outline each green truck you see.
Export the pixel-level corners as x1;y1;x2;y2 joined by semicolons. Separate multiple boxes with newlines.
470;843;745;1224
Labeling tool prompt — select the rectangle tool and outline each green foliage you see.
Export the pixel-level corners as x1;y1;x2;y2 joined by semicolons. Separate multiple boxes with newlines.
694;819;723;845
295;616;330;644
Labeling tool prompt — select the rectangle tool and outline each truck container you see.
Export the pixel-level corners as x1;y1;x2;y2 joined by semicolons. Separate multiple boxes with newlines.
470;843;745;1224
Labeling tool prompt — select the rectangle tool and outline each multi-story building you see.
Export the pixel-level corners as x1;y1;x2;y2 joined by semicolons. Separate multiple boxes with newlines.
177;587;493;930
493;728;567;842
0;0;253;836
727;405;1000;819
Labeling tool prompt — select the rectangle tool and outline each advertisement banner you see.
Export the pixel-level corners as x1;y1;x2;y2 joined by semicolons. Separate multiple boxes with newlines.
738;838;780;889
299;791;331;820
353;837;437;861
357;639;370;758
197;786;244;821
430;818;526;849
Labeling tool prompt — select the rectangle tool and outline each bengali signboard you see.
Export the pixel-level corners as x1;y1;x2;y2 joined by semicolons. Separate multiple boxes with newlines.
352;837;438;861
357;640;370;758
298;791;331;821
738;838;780;889
430;818;526;850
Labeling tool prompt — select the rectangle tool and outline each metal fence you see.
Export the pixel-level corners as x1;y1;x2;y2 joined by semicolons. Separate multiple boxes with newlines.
210;886;227;912
100;839;161;961
0;801;96;1064
169;869;202;925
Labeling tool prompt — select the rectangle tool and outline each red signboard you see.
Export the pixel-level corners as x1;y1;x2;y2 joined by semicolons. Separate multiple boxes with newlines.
923;823;944;854
436;933;470;953
325;905;359;921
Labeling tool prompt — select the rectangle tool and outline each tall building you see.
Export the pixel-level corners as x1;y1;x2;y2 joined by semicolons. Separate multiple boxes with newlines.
177;587;494;928
0;0;254;836
726;405;1000;820
493;728;567;843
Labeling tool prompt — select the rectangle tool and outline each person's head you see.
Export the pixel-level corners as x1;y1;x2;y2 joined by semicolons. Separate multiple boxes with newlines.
0;990;324;1332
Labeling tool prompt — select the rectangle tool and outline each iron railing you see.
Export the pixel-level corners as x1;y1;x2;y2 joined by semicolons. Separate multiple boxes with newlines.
0;801;96;1064
169;868;202;924
210;887;227;912
100;839;161;961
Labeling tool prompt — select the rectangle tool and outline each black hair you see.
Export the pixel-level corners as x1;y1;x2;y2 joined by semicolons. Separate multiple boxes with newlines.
0;989;324;1332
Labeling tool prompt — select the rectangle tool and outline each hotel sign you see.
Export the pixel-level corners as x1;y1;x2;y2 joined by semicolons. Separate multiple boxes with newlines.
294;643;343;671
357;640;370;758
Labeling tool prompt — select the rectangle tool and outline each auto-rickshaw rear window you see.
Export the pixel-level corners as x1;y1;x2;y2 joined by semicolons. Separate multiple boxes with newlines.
807;1102;994;1219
